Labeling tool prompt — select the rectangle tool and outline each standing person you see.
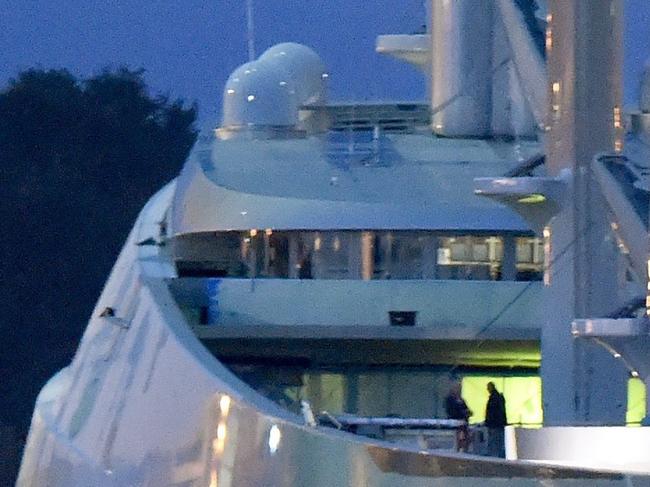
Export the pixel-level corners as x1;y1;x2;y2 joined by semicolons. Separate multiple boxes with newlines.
485;381;507;458
445;382;472;452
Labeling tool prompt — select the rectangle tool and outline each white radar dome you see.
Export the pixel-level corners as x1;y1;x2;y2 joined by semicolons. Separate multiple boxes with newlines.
221;43;327;129
222;59;298;127
259;43;327;105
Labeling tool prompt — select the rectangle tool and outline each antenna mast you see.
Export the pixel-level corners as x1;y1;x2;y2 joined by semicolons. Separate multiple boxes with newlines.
246;0;256;61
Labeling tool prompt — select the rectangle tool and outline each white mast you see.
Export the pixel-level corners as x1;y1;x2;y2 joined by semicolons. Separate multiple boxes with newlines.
541;0;628;425
246;0;255;62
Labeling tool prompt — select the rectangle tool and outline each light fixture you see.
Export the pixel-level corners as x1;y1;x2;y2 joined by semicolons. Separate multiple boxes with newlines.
220;395;231;416
517;194;546;204
268;424;281;454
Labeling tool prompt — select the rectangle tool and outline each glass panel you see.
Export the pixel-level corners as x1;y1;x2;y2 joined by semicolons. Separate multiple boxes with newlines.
373;232;393;278
175;231;545;281
293;232;315;279
312;232;349;279
319;373;346;413
267;231;289;278
515;237;544;281
627;377;646;425
461;376;543;426
390;233;425;279
436;236;503;280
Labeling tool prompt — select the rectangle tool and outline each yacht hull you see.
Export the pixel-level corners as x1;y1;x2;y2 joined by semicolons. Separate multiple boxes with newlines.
17;184;650;486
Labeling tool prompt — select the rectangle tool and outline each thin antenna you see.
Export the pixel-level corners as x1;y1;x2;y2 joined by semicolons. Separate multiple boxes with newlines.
246;0;256;61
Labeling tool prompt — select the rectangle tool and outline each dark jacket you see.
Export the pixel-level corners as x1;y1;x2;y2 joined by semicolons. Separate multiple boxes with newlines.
445;395;471;421
485;391;507;427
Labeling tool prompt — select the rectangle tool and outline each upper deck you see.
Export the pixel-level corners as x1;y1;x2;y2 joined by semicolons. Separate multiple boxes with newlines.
170;106;543;237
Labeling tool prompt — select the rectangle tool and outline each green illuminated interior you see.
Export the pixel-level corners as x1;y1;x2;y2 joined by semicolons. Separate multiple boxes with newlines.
627;377;646;425
462;375;543;426
462;376;646;427
517;193;547;204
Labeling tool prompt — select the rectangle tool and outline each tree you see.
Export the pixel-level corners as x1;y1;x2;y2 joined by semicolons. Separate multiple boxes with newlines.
0;67;197;479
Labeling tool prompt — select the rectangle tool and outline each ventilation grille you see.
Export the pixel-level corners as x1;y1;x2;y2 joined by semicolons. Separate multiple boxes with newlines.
302;103;430;133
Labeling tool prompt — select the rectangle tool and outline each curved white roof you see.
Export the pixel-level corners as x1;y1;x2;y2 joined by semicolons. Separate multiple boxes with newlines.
170;129;540;235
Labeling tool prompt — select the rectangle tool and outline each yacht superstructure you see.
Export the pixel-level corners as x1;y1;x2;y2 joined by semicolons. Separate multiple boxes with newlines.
17;0;650;485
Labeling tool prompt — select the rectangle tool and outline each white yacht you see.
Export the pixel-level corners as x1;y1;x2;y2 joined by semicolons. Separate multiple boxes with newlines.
18;0;650;485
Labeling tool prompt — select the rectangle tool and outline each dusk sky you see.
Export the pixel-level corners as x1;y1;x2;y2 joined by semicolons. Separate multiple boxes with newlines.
1;1;649;129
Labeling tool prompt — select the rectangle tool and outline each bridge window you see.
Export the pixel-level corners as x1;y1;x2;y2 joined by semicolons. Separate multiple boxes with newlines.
174;231;544;281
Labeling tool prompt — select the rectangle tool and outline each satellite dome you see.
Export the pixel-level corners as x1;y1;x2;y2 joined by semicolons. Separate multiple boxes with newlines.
222;59;298;127
221;43;327;130
260;43;327;105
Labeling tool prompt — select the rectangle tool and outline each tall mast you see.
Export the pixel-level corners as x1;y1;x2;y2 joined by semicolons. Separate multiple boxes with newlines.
246;0;256;62
542;0;627;425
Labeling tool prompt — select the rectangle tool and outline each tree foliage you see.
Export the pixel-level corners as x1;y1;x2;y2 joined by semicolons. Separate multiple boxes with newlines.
0;68;197;442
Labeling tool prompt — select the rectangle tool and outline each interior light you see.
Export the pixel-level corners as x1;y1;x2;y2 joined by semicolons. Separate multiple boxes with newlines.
268;424;281;454
333;237;341;251
517;194;546;204
217;422;227;441
220;395;231;416
213;421;227;455
209;470;218;487
247;94;256;102
613;106;622;129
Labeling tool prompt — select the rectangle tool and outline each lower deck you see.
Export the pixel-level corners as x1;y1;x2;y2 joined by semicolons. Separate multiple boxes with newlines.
195;331;646;429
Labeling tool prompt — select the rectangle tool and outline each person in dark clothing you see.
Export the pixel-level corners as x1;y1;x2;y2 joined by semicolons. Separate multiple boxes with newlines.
445;382;472;452
485;381;507;457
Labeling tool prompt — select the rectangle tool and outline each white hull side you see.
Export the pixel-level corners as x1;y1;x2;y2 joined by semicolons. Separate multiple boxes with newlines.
17;184;650;486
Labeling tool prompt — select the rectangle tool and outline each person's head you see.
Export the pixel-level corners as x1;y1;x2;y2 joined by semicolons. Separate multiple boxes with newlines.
450;381;462;397
487;381;496;394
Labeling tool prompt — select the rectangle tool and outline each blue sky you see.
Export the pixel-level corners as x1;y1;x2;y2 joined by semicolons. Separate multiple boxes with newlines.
1;1;648;128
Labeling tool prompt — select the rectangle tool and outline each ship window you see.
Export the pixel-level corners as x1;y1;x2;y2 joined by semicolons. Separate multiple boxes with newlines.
249;231;290;278
173;232;545;281
389;233;425;279
312;232;349;279
436;236;503;280
515;237;544;281
174;232;248;278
